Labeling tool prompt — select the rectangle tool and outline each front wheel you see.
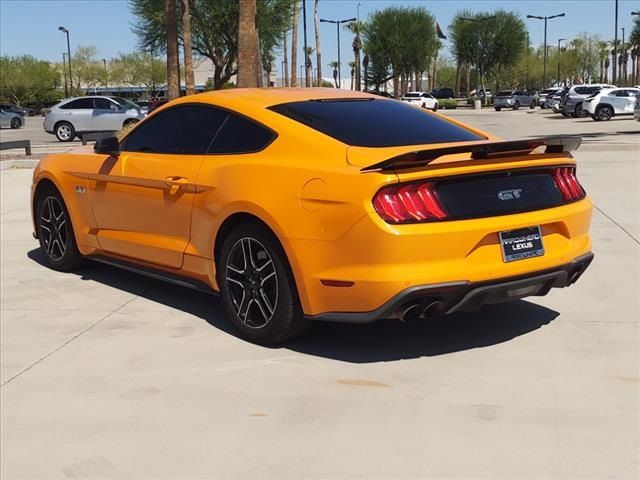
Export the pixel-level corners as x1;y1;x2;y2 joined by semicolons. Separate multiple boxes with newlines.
530;100;536;109
513;101;520;111
218;223;311;344
10;117;21;129
36;186;83;271
495;106;502;111
432;103;438;112
575;103;587;118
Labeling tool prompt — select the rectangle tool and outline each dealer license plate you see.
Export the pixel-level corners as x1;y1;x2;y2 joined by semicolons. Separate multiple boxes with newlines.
498;226;544;263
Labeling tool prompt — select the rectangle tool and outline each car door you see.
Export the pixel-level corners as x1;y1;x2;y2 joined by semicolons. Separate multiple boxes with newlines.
59;97;95;132
92;97;122;132
621;90;638;113
421;93;434;109
0;110;8;128
89;104;228;269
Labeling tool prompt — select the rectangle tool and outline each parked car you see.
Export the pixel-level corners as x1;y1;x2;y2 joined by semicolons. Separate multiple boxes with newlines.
0;109;24;129
582;87;640;121
148;98;169;113
401;91;439;111
364;90;393;98
560;84;615;118
430;87;455;99
31;89;594;344
538;87;563;109
135;100;152;114
493;90;538;111
43;96;146;142
550;87;569;112
0;103;34;117
634;93;640;121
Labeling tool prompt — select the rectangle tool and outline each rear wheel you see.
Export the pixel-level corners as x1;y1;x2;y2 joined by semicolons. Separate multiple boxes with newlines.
55;122;75;142
529;100;536;109
595;105;614;121
35;186;83;271
433;103;438;112
10;117;21;129
513;101;520;111
218;223;311;344
495;106;502;111
575;103;587;118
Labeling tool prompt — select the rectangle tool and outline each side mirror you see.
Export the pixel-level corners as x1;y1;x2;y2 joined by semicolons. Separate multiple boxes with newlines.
94;136;120;156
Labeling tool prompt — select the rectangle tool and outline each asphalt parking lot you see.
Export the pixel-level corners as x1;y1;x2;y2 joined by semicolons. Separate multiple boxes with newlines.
1;109;638;479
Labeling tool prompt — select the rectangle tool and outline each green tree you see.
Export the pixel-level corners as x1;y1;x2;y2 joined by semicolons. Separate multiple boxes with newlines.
629;16;640;84
362;6;437;97
0;55;62;106
109;52;166;98
328;60;339;88
130;0;292;89
69;46;107;94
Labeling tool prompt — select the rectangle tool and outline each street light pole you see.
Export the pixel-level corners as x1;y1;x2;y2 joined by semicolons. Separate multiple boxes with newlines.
302;0;310;87
58;27;72;95
320;16;356;88
61;53;68;97
557;38;566;86
102;59;108;92
621;27;625;83
613;0;618;84
527;13;565;88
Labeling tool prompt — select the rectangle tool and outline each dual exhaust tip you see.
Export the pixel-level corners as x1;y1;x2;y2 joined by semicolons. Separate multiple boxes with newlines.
398;299;446;323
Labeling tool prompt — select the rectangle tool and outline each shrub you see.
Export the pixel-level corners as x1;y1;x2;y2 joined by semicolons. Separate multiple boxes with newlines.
439;99;458;109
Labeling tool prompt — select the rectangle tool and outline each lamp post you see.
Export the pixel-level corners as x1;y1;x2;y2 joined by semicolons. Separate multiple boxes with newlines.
320;16;356;87
61;53;68;97
613;0;618;84
58;26;72;94
302;0;310;87
526;13;565;88
621;27;625;83
460;15;495;100
557;38;566;86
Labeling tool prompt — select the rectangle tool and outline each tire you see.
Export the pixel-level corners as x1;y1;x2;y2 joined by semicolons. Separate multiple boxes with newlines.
433;103;438;112
218;223;311;344
591;115;601;121
35;185;83;272
123;118;139;129
529;100;536;109
595;105;614;121
10;117;21;129
513;101;520;111
575;103;587;118
561;111;571;117
55;122;75;142
495;106;501;111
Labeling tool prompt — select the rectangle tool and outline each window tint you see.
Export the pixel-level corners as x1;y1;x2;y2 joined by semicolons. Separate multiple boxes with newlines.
122;105;227;154
61;98;95;110
209;113;276;154
269;98;484;147
94;98;115;109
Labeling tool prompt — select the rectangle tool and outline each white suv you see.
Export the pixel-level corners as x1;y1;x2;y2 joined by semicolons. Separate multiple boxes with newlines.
44;96;145;142
401;92;439;111
583;87;640;121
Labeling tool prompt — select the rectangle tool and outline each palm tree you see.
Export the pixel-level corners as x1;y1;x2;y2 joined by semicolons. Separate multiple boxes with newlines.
348;60;356;89
237;0;259;87
344;21;364;91
283;30;289;87
181;0;195;95
328;60;339;88
291;1;298;87
165;0;180;99
597;41;609;83
314;0;322;86
305;46;314;84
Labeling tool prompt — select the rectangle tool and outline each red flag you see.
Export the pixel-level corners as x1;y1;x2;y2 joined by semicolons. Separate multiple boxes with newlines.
436;22;447;40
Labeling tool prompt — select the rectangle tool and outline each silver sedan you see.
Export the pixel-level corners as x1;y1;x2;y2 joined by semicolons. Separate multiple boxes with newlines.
0;109;24;129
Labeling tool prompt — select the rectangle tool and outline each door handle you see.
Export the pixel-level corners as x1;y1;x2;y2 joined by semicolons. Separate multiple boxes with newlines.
164;176;189;187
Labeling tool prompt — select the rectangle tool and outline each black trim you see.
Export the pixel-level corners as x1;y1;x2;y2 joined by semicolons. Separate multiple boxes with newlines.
306;252;594;323
89;255;218;295
360;136;582;172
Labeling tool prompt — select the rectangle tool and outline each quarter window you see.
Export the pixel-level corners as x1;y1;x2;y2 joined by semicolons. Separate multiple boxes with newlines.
208;114;276;154
94;98;116;110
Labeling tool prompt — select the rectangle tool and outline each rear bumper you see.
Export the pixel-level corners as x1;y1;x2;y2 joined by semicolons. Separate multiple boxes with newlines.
307;252;593;323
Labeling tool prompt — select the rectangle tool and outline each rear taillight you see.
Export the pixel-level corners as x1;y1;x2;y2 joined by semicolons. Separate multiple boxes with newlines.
553;167;585;202
373;182;448;224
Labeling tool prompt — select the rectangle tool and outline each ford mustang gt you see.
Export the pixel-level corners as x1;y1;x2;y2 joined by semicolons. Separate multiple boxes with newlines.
31;88;593;344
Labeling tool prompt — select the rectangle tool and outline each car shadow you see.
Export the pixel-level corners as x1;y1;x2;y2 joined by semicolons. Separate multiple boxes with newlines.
27;248;559;363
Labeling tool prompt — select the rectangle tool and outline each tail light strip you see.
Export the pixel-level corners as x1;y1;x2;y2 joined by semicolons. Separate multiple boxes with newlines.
373;166;586;224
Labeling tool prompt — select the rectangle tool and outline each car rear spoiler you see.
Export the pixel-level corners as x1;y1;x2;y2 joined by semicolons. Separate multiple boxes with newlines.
360;135;582;173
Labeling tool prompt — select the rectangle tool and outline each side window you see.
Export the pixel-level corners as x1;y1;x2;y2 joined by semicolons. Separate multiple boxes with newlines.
61;98;94;110
208;113;276;154
94;98;115;109
121;105;228;154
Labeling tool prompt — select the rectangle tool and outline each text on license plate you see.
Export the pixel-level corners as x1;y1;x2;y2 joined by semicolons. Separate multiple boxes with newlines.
498;226;545;263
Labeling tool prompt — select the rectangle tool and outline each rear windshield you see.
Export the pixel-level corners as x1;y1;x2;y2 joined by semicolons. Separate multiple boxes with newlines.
269;98;484;147
404;93;421;98
496;91;514;97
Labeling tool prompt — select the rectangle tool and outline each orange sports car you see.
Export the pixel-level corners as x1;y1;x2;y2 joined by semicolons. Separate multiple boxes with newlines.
31;88;593;344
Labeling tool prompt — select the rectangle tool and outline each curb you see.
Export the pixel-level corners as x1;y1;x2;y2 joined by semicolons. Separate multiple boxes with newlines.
0;159;40;170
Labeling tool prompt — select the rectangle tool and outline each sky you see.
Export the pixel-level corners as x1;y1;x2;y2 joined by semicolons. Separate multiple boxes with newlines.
1;0;639;79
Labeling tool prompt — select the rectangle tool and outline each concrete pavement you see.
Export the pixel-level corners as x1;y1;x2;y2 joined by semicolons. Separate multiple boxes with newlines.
0;111;638;479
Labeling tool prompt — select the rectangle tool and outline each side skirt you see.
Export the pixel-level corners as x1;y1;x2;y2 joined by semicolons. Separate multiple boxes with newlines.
89;255;218;296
